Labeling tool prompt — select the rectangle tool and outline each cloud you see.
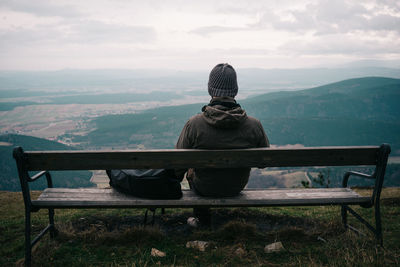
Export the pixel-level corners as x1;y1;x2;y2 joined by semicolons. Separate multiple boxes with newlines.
0;26;58;47
0;0;82;18
280;34;400;56
366;14;400;32
254;0;400;35
0;0;399;70
379;0;400;12
0;20;156;49
67;20;156;44
190;25;247;36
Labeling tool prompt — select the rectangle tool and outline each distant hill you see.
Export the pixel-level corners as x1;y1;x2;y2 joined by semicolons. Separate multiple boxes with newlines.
242;77;400;151
72;77;400;155
243;77;400;121
0;134;92;191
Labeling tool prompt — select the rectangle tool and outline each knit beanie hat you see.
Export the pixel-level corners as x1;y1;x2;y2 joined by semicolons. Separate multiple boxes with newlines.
208;63;238;97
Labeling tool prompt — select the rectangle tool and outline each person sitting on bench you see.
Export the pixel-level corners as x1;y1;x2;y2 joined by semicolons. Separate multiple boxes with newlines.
176;63;270;223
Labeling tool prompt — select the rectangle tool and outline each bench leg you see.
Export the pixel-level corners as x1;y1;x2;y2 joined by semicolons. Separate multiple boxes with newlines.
25;208;32;267
341;205;348;230
341;204;383;246
375;201;383;246
143;208;157;225
24;207;57;266
194;207;211;226
48;208;57;238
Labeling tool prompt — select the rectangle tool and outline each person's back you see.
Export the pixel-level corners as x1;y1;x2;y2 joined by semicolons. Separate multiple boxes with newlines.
176;63;269;197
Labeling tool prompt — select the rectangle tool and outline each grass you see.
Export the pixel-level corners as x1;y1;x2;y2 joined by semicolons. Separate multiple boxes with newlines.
1;188;400;266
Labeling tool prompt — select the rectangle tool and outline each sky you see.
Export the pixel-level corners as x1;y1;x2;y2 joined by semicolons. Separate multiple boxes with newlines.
0;0;399;71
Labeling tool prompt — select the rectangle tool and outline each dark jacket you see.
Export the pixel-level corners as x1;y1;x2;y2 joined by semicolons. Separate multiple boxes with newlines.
176;96;269;197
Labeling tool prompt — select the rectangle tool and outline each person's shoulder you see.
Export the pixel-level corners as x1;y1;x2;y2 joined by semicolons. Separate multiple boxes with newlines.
187;113;204;123
245;115;262;125
183;113;204;128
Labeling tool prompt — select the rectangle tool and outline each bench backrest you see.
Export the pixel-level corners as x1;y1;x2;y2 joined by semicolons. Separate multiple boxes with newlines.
13;144;391;211
16;146;386;171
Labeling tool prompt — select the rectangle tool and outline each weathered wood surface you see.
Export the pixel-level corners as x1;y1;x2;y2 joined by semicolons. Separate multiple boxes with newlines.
24;146;379;171
33;188;371;208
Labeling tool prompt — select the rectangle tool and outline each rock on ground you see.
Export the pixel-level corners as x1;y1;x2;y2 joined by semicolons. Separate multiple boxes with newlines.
186;240;210;252
264;242;284;253
151;248;166;257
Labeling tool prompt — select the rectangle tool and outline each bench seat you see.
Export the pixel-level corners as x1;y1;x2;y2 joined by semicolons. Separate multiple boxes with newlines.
33;187;371;208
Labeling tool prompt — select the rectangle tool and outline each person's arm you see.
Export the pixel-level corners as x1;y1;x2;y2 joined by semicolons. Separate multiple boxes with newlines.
257;121;270;148
176;120;194;149
175;120;194;180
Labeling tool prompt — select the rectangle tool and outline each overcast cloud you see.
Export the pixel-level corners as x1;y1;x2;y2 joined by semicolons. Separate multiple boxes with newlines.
0;0;83;18
0;0;399;70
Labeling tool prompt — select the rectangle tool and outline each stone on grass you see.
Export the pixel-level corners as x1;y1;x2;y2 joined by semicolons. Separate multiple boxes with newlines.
151;248;166;257
187;217;199;228
235;247;246;257
186;240;210;252
264;242;284;253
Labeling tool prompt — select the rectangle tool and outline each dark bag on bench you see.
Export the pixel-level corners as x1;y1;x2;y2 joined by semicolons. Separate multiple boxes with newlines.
106;169;182;199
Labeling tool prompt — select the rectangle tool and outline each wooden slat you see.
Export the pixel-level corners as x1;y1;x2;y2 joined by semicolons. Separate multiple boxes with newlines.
32;188;371;208
24;146;379;171
42;187;356;193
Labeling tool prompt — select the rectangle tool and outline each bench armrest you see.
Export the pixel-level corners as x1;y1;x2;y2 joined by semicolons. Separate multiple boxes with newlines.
342;145;390;208
29;171;48;181
29;171;53;188
13;147;54;210
342;171;376;208
342;171;375;188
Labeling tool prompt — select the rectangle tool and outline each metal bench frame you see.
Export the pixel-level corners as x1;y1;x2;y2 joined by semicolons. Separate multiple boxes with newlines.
13;144;391;266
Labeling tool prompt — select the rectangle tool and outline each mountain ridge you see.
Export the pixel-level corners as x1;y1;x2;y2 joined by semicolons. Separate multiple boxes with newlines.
245;76;400;101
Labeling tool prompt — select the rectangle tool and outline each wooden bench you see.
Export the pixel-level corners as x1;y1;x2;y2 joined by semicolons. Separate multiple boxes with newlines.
13;144;391;266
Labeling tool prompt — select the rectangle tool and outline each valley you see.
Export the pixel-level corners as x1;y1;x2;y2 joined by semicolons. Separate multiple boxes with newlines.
1;72;400;191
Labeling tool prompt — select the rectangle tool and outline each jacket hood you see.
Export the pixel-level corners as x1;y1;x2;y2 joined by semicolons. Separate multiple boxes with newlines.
202;97;247;129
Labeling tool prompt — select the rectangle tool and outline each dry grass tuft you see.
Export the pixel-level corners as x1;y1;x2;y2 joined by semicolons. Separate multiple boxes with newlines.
215;220;259;242
103;226;165;245
274;227;312;242
56;216;165;246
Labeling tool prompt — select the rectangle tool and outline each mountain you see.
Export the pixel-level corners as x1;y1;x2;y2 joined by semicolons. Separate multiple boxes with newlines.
72;77;400;155
0;134;92;191
241;77;400;150
244;76;399;117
